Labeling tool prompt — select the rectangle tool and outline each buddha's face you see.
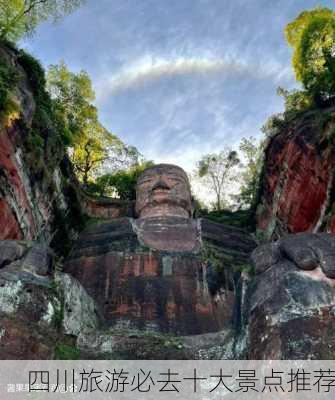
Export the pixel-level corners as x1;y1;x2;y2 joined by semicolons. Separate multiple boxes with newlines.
136;164;193;219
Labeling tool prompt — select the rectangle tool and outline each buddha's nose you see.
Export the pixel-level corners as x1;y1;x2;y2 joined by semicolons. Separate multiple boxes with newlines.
152;178;170;191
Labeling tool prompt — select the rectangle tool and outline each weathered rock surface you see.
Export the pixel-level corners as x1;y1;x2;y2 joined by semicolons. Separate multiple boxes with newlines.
0;240;101;359
81;195;134;219
256;108;335;240
0;241;59;359
56;272;99;337
76;328;234;360
0;43;84;254
244;232;335;359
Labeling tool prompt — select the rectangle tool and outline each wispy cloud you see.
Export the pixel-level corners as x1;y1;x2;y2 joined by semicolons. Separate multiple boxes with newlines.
96;54;292;99
97;56;283;95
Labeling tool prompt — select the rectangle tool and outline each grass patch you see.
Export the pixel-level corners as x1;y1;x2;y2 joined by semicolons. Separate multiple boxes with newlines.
54;343;80;360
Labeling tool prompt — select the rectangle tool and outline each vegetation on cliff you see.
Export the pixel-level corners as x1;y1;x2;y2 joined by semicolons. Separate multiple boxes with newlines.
286;7;335;105
45;61;151;195
263;6;335;139
86;161;154;199
0;0;85;42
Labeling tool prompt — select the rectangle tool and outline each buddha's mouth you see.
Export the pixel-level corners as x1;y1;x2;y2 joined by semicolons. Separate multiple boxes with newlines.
152;188;170;196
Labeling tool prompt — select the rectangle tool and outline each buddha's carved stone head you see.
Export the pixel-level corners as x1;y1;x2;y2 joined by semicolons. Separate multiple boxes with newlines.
136;164;193;219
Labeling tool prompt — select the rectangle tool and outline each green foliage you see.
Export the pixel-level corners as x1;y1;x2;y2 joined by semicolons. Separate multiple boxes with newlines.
200;241;254;278
46;62;141;184
18;51;65;175
277;86;314;114
237;136;264;209
18;50;58;134
25;129;44;154
286;7;335;102
46;61;97;146
197;149;240;211
50;189;85;257
0;0;85;42
54;343;80;360
200;209;254;231
71;123;124;185
49;280;64;330
0;55;19;122
88;161;154;199
261;113;287;137
200;242;223;271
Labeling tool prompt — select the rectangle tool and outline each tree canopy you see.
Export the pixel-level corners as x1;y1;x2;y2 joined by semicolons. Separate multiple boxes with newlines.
46;62;141;187
47;61;97;146
285;7;335;101
238;136;263;209
88;161;154;199
0;0;85;42
197;149;240;211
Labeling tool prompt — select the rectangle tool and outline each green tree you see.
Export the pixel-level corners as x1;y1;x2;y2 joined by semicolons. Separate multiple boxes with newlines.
71;122;124;186
91;161;154;199
0;0;85;42
46;61;97;145
197;149;240;211
277;87;313;114
46;62;140;186
238;136;264;209
285;7;335;102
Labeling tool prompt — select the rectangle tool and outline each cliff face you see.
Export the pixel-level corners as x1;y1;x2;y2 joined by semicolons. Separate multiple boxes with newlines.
1;43;335;360
0;43;83;252
256;108;335;240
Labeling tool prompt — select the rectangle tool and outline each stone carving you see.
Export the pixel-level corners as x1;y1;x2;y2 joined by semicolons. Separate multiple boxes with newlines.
134;164;198;252
135;164;193;219
65;164;256;335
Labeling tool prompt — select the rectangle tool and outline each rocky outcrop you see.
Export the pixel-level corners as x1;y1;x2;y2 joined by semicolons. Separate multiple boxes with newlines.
0;240;101;359
0;240;61;359
256;108;335;240
243;232;335;359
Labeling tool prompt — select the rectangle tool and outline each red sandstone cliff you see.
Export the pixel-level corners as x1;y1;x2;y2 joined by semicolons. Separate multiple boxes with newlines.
0;43;86;254
256;108;335;240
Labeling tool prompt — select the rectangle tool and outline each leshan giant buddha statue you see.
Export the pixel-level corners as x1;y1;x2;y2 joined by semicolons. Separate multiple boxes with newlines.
65;164;256;335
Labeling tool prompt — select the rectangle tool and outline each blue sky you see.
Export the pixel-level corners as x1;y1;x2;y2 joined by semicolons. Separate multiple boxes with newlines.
23;0;335;172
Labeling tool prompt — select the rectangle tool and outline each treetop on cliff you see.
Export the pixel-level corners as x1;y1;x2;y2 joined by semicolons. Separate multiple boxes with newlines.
286;6;335;101
0;0;85;42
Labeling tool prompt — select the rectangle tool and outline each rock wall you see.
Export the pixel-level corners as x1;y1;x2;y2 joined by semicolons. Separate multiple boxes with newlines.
256;108;335;240
0;240;99;359
0;43;84;252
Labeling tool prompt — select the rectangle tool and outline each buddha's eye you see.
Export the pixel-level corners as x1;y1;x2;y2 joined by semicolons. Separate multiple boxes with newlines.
139;177;154;184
